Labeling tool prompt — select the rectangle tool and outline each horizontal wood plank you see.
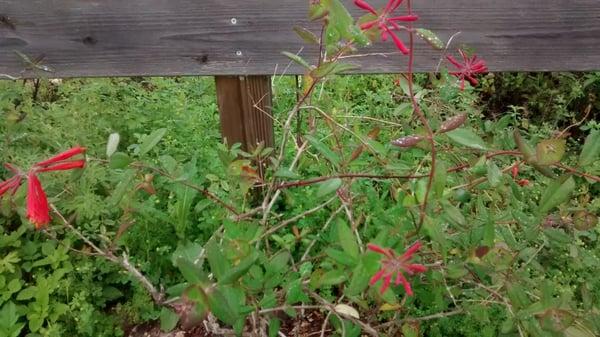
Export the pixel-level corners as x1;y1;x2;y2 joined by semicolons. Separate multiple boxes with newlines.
0;0;599;78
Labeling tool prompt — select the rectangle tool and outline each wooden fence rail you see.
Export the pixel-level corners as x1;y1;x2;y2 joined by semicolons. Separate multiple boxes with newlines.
1;0;599;150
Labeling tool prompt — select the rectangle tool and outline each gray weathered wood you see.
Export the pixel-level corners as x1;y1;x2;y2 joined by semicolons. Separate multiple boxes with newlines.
0;0;599;78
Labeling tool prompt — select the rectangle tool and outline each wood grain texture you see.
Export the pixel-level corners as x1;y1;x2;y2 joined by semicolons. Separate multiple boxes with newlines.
215;75;273;151
0;0;599;78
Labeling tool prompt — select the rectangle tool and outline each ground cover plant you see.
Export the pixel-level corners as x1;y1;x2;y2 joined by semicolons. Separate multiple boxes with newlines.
1;0;600;336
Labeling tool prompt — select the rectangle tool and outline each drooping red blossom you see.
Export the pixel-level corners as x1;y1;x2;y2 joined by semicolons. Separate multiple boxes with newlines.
26;173;50;229
517;179;530;187
446;49;488;90
368;241;427;296
0;147;86;229
354;0;418;55
34;146;86;168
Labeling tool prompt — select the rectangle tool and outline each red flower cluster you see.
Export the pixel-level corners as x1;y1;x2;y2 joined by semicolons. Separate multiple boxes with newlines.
368;241;427;296
0;147;86;229
354;0;418;54
446;49;488;90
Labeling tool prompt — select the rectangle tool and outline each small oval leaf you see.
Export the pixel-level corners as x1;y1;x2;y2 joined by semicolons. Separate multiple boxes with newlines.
293;26;320;44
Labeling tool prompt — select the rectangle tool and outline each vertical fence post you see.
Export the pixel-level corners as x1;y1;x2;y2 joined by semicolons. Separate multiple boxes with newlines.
215;76;274;152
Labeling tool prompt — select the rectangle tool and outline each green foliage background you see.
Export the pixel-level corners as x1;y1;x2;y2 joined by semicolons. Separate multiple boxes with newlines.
0;72;599;336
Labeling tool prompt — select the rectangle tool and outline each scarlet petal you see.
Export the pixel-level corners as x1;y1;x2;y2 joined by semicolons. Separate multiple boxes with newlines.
4;163;20;175
401;241;423;260
466;75;479;86
354;0;377;15
407;263;427;274
396;273;413;296
37;160;86;172
34;147;86;168
0;176;19;196
26;173;50;229
385;28;409;54
385;0;404;13
388;15;419;22
380;274;392;294
370;269;386;285
360;20;378;31
446;55;463;69
367;243;388;255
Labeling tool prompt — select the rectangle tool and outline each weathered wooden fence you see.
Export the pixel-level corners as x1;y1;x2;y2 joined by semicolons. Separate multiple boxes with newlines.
1;0;599;148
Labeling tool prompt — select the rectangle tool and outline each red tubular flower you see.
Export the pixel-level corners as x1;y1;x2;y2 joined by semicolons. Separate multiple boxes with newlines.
36;160;86;173
368;241;427;295
446;49;488;90
1;147;86;230
26;173;50;229
354;0;418;55
34;146;86;168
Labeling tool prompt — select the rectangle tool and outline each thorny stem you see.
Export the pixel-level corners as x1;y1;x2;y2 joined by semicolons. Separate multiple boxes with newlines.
406;0;436;233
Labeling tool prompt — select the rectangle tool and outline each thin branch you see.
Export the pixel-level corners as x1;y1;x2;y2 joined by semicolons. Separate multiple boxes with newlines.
307;289;379;337
51;204;165;304
375;309;464;329
255;196;337;242
554;163;600;183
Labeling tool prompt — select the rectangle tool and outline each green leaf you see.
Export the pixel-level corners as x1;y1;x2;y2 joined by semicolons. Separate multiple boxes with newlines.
293;26;319;44
486;160;502;187
106;133;120;158
268;318;282;337
579;129;600;167
172;186;198;239
446;128;488;150
336;220;358;259
538;176;576;214
174;258;207;284
432;160;447;198
305;135;341;166
108;152;132;169
274;168;301;180
317;178;342;197
443;202;466;228
219;252;259;284
416;28;444;50
325;248;356;267
319;269;347;286
286;279;310;304
205;240;229;281
281;51;311;69
207;286;239;326
514;130;537;163
0;302;22;333
160;308;180;332
138;128;167;156
536;139;566;165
